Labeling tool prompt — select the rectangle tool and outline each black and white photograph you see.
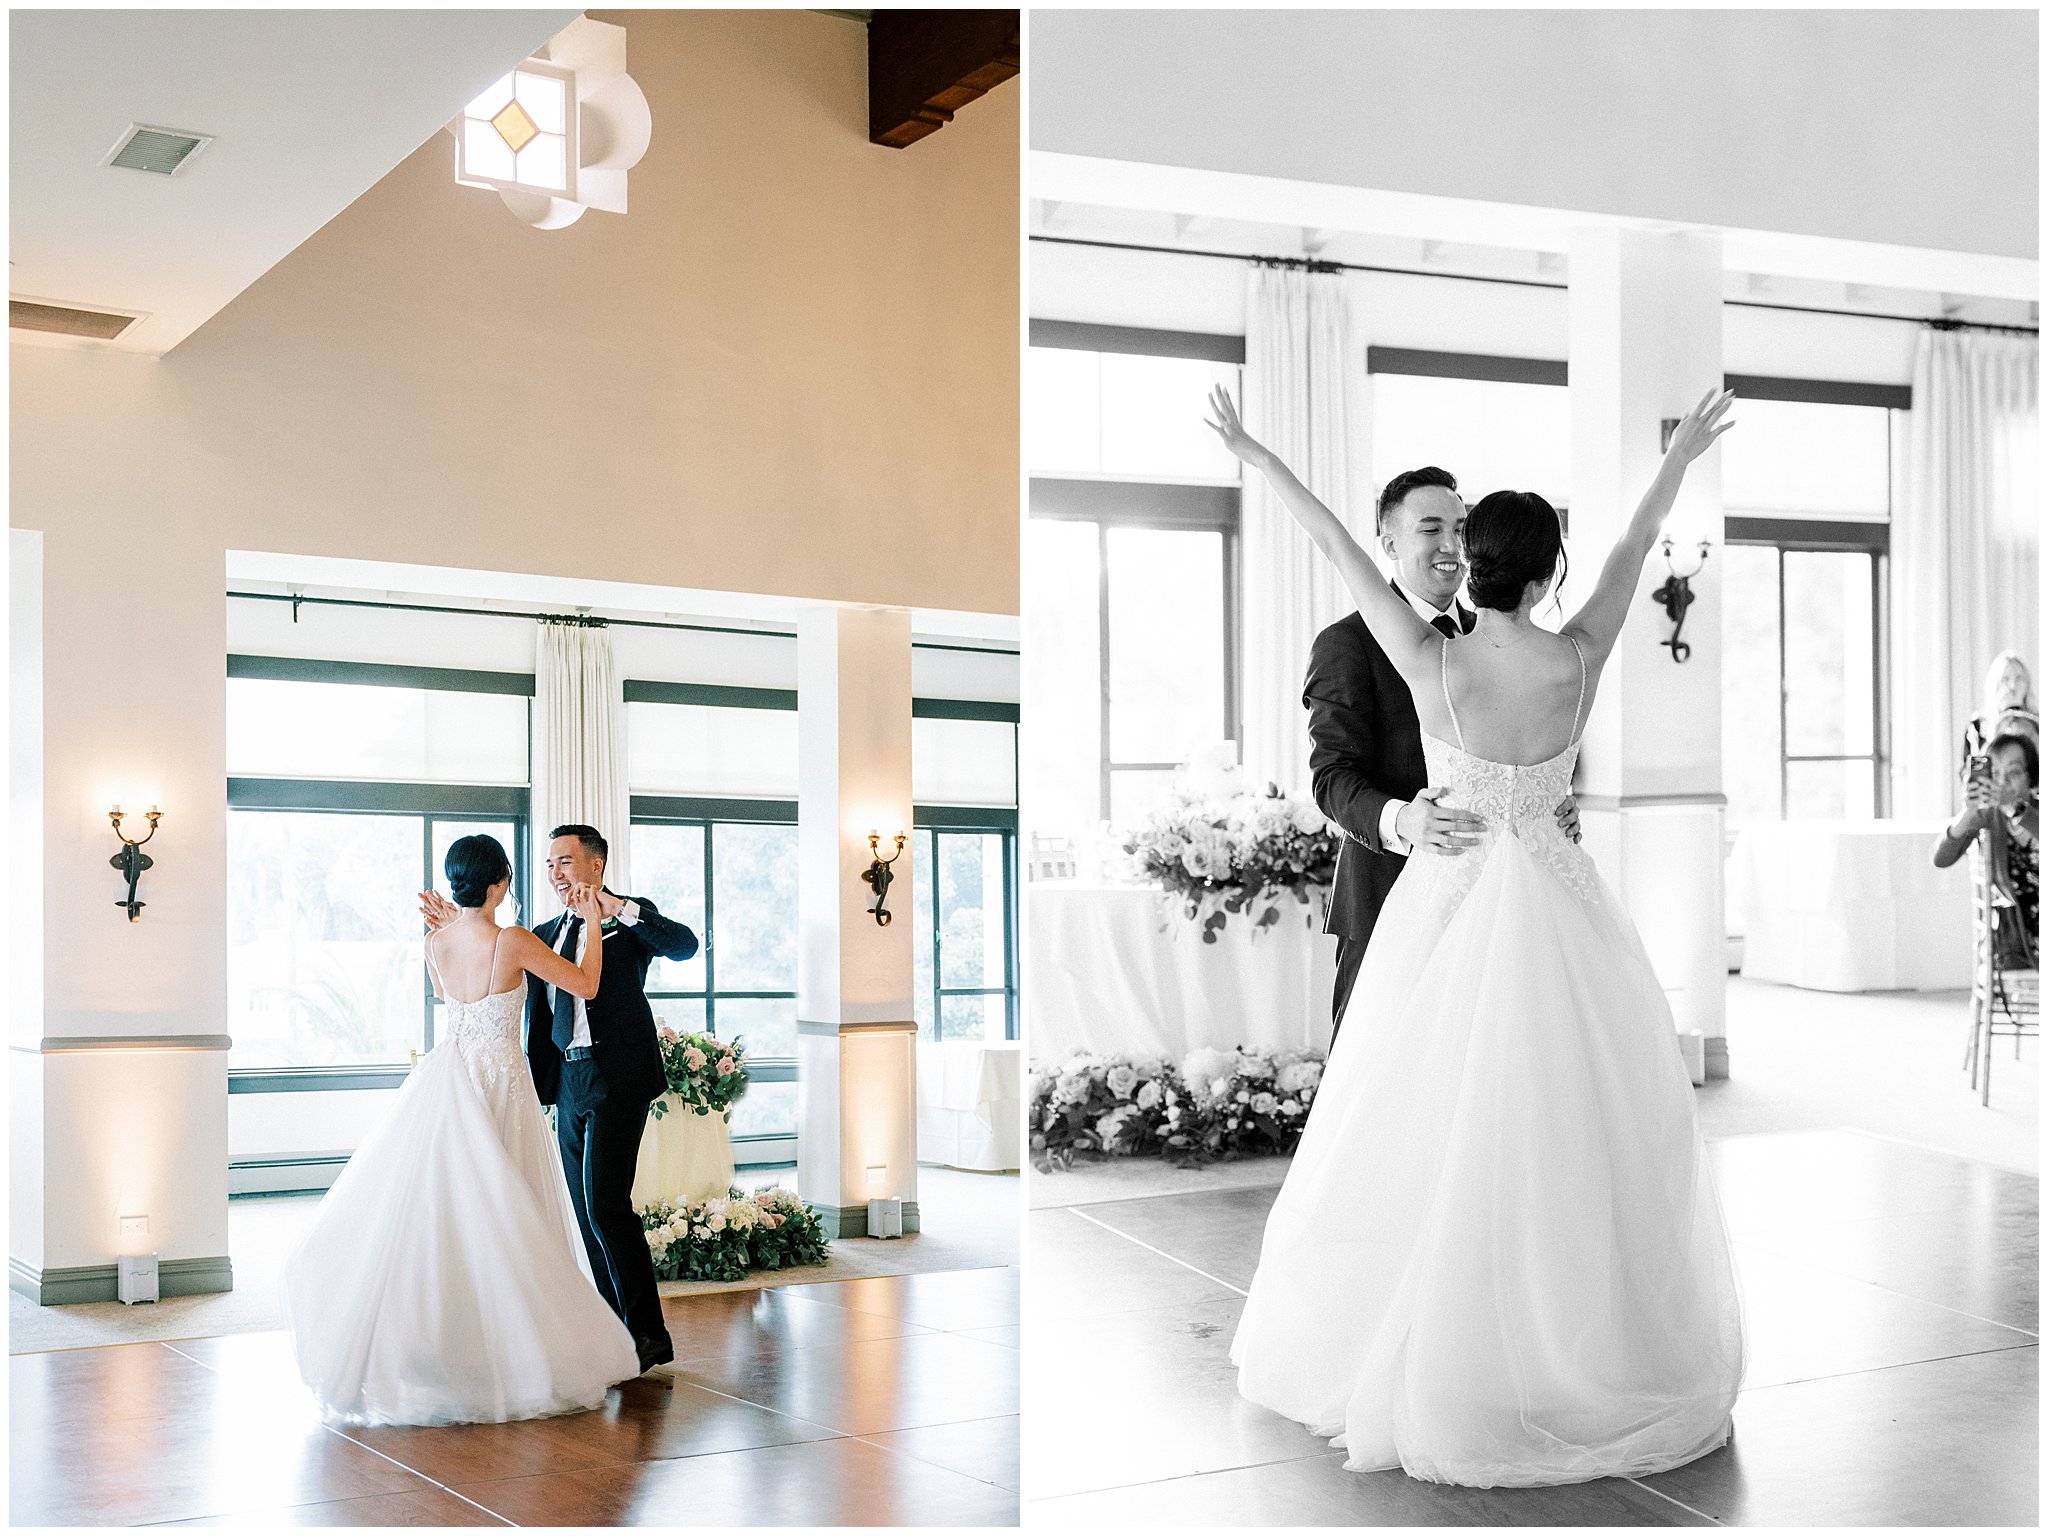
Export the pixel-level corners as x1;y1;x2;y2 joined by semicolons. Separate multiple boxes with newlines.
8;8;1021;1526
1021;9;2038;1527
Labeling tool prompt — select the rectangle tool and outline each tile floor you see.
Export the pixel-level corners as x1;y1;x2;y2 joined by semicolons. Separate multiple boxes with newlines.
1023;1128;2038;1527
10;1267;1019;1527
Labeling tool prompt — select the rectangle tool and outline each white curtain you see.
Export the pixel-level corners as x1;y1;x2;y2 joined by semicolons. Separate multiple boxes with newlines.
1240;264;1369;795
534;620;632;897
1893;329;2040;818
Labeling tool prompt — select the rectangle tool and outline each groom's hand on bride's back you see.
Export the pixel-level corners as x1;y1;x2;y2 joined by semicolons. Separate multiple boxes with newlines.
1397;787;1487;857
1555;796;1583;845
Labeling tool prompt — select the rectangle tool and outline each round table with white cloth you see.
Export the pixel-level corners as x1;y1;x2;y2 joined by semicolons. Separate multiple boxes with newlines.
916;1040;1022;1171
1727;820;1973;992
630;1100;736;1207
1025;882;1336;1064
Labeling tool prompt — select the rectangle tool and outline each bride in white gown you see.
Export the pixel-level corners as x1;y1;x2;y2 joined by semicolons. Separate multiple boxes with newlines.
1205;385;1746;1488
280;834;640;1426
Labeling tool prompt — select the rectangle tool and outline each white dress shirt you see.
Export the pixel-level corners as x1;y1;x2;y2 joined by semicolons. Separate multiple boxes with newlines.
1379;587;1467;856
553;899;642;1048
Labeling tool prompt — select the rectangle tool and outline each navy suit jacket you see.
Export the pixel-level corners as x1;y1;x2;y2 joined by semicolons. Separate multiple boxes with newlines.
524;894;699;1107
1304;584;1473;944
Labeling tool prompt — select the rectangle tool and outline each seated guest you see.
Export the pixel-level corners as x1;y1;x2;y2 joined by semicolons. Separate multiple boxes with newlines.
1962;651;2038;773
1935;731;2038;968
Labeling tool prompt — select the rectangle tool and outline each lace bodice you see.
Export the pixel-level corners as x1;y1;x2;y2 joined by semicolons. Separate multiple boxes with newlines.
1423;732;1580;832
1414;731;1601;912
439;984;528;1103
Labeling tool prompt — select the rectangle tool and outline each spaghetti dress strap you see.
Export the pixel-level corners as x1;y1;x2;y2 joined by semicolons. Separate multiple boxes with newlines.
1567;634;1588;745
1440;638;1464;751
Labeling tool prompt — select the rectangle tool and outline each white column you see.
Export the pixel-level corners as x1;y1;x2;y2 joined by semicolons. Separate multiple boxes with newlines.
1570;227;1731;1075
10;524;232;1303
795;605;919;1237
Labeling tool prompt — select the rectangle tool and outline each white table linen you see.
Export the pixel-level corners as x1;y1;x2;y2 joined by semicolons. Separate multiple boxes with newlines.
1728;820;1973;992
916;1040;1022;1171
1026;883;1336;1064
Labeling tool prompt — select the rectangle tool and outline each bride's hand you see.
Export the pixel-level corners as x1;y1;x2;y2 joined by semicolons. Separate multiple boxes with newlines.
1203;386;1273;470
1663;388;1736;467
570;883;606;925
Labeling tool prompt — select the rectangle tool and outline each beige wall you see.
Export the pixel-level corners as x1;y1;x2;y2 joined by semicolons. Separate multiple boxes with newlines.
11;9;1020;616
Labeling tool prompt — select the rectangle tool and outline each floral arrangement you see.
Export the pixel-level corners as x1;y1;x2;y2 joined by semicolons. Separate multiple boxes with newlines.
1120;779;1339;941
1030;1046;1326;1170
649;1027;748;1121
639;1187;831;1283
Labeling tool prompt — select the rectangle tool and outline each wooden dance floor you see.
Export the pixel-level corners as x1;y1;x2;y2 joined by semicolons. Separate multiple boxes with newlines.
1026;1129;2037;1526
10;1267;1019;1526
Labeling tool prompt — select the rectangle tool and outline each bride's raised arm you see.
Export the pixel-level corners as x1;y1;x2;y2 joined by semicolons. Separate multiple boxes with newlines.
1564;388;1735;666
1205;386;1439;691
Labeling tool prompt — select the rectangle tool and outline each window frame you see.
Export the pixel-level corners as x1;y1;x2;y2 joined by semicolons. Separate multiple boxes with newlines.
1027;321;1247;825
912;810;1022;1043
225;784;533;1092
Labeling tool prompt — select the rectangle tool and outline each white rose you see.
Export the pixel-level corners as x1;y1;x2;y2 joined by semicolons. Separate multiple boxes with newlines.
1135;1080;1162;1111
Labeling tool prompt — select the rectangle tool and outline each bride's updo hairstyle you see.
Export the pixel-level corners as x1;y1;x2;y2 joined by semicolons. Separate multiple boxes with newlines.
445;834;512;909
1463;490;1568;612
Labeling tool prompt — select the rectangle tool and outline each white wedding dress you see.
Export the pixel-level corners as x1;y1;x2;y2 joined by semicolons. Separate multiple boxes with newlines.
1233;640;1744;1487
280;979;640;1426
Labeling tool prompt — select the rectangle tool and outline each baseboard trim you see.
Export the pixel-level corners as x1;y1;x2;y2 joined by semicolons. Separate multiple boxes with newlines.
10;1253;234;1306
812;1200;922;1240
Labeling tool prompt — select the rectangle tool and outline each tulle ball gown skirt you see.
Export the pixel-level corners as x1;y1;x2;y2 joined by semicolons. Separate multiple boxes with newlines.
280;994;640;1427
1231;827;1745;1488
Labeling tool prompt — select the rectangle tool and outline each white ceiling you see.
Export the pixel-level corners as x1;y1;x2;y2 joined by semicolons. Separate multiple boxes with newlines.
9;9;579;356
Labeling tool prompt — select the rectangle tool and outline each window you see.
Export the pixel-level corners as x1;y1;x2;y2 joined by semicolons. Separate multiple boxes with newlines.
1367;350;1570;510
631;811;800;1143
1717;381;1903;831
456;64;576;198
912;821;1019;1042
1026;323;1243;835
226;659;534;1079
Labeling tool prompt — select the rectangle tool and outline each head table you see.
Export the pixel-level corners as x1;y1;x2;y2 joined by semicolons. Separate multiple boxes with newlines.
1727;820;1974;992
1025;882;1336;1065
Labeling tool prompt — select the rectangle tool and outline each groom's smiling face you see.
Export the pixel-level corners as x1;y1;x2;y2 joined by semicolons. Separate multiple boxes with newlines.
547;835;606;907
1380;485;1468;610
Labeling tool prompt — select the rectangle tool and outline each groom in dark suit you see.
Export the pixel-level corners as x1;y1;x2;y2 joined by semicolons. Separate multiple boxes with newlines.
1306;467;1576;1037
528;824;699;1374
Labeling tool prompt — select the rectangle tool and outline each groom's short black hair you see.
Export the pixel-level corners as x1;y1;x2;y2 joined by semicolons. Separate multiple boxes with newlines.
550;824;609;864
1376;465;1460;534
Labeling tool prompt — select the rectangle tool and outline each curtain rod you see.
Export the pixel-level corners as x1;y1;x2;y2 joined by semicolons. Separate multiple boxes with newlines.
225;590;1020;657
1029;234;2039;335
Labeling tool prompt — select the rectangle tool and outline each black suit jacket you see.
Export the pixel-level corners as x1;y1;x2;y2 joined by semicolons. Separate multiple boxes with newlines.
1304;584;1474;943
525;894;700;1107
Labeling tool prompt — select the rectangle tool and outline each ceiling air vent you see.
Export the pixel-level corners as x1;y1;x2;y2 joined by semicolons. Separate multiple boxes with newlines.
104;124;212;176
10;301;139;341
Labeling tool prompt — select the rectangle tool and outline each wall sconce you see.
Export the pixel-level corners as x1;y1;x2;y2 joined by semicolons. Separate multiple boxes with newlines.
1649;540;1711;663
108;805;162;921
861;831;906;926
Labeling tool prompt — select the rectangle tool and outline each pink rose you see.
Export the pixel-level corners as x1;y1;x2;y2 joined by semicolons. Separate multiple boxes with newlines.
683;1045;706;1071
717;1055;736;1075
659;1026;679;1042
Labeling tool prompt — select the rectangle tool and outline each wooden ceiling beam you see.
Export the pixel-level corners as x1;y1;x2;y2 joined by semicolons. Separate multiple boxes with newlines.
868;10;1019;149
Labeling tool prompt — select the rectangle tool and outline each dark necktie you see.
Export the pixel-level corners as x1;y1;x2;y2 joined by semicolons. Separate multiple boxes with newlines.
551;915;581;1009
1432;613;1460;639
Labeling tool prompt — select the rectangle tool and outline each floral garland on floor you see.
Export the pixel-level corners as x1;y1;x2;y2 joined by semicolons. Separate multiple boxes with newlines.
648;1027;749;1121
1030;1046;1327;1170
1121;780;1338;941
639;1187;831;1283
